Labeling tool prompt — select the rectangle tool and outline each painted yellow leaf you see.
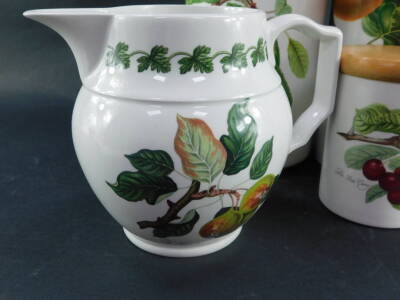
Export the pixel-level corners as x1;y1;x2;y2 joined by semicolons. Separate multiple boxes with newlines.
174;114;227;183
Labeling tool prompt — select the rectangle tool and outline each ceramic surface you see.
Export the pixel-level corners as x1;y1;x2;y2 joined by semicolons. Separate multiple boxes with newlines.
187;0;329;166
316;0;400;163
24;5;341;257
259;0;329;166
320;74;400;228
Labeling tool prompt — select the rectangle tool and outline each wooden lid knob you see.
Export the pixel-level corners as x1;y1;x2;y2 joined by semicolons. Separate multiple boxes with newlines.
341;45;400;83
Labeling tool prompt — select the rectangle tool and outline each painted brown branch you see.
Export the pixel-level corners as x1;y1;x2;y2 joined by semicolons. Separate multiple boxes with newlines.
137;183;242;230
137;180;200;229
246;0;257;8
337;132;400;149
191;185;241;204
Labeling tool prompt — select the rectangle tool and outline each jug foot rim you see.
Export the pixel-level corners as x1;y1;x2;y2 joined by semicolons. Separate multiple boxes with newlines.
122;227;242;258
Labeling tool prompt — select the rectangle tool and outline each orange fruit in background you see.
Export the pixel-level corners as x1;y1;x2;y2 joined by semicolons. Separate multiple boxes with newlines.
334;0;383;21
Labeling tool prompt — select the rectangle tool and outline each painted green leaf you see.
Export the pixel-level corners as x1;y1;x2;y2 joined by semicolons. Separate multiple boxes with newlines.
392;204;400;210
226;2;244;7
287;38;309;78
125;149;174;176
366;185;387;203
344;145;399;169
137;45;171;73
153;209;200;238
107;171;177;205
275;0;293;16
250;138;274;180
386;6;400;45
354;103;400;135
362;2;400;45
362;3;394;37
106;42;131;69
385;1;400;5
220;98;258;175
276;66;293;106
174;115;227;183
274;41;293;105
220;43;247;73
389;156;400;170
250;38;266;67
178;46;214;74
274;41;281;66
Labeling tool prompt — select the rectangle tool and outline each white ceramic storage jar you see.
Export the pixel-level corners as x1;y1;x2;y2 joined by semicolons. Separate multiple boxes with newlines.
320;45;400;228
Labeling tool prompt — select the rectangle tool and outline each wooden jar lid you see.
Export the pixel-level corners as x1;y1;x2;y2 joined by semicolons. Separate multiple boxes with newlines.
341;45;400;83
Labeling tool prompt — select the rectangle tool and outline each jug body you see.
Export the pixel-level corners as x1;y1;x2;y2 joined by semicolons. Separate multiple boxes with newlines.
72;86;291;255
24;5;341;257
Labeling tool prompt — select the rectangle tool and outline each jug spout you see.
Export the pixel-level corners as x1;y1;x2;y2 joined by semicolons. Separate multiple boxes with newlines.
23;9;113;80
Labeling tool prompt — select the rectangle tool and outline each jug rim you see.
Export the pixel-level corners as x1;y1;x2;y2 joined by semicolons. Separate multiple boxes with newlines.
24;5;265;19
23;4;280;103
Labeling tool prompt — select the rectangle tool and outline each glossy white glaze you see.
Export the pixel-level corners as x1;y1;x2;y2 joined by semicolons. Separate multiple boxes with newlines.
25;5;341;256
72;86;291;245
257;0;329;166
320;74;400;228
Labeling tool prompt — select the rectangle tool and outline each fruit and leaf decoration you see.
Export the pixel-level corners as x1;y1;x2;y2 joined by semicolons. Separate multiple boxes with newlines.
338;103;400;209
334;0;400;45
107;98;277;238
185;0;310;106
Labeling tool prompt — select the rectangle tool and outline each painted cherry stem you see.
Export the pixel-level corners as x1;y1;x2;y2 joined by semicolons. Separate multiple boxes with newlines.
137;181;242;230
337;132;400;149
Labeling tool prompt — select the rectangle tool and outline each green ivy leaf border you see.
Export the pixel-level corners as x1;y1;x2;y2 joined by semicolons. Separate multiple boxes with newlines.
105;38;267;74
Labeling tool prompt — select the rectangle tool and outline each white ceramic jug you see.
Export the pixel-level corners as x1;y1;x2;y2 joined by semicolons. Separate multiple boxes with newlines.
24;5;341;257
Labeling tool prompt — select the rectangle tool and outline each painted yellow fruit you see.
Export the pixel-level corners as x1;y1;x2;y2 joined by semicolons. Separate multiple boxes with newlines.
239;174;275;214
200;174;276;238
334;0;383;21
199;208;243;238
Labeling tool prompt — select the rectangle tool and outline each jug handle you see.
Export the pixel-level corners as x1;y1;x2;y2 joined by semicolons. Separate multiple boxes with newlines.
266;14;342;153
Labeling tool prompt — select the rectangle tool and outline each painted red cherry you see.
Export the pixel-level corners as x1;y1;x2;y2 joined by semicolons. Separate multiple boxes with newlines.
395;167;400;177
379;172;400;192
362;159;386;180
388;191;400;204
